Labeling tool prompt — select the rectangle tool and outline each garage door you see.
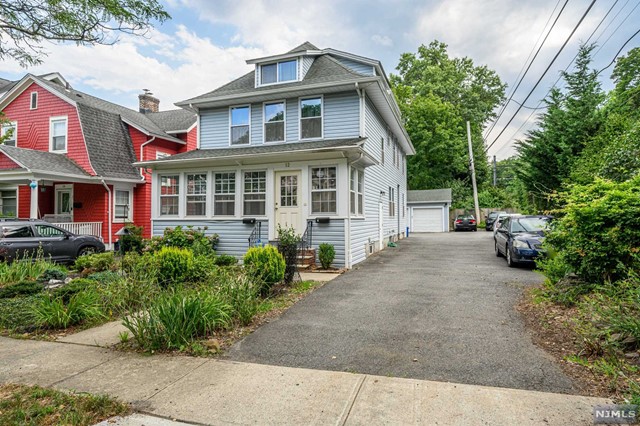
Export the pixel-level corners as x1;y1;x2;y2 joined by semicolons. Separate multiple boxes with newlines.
412;208;444;232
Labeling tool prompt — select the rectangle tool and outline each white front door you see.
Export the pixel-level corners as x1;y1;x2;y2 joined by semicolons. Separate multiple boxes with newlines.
55;184;73;220
275;171;302;235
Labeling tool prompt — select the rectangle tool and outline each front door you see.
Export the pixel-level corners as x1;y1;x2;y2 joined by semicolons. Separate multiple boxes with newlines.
55;184;73;221
274;171;302;235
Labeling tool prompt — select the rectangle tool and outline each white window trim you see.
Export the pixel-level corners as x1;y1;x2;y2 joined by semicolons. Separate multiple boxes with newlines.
259;59;299;86
0;186;18;218
262;100;286;143
242;169;267;217
1;121;17;146
159;173;180;217
49;116;68;153
30;92;38;110
213;170;237;218
229;104;251;146
113;187;133;223
310;165;338;216
299;95;324;140
349;167;365;217
185;171;209;217
54;183;73;220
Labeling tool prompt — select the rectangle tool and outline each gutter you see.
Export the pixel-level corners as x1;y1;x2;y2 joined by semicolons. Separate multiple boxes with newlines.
139;136;156;179
101;179;113;250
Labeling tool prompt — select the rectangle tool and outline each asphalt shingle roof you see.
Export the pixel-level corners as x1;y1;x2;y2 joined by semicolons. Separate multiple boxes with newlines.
146;109;196;132
288;41;319;53
0;145;91;177
181;54;369;103
146;138;365;163
407;189;452;203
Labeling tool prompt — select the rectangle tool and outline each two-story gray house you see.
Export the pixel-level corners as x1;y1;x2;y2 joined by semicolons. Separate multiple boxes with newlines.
137;42;414;268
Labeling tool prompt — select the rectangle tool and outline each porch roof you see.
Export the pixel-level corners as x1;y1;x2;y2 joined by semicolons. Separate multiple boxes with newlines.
135;138;378;169
0;145;92;180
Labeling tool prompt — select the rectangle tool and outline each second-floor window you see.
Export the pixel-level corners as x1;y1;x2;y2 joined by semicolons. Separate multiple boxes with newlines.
261;60;297;85
50;117;67;152
300;97;322;139
1;122;16;146
230;106;250;145
264;102;285;142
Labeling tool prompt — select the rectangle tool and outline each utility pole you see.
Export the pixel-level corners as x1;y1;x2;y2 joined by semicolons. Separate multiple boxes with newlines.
467;121;481;222
493;155;497;187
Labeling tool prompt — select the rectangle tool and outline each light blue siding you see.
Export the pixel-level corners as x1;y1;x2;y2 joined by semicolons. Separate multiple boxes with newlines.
286;98;298;141
310;219;345;267
332;56;375;76
200;108;228;149
302;57;314;79
324;92;360;139
153;220;268;260
251;104;261;144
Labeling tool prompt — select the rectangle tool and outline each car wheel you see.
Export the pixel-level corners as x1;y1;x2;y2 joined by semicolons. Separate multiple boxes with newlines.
495;241;502;257
78;246;97;257
506;246;516;267
473;228;477;232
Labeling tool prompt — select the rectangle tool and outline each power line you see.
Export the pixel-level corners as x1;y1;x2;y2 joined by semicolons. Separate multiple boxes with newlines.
483;0;568;139
486;0;597;153
596;27;640;76
594;0;640;57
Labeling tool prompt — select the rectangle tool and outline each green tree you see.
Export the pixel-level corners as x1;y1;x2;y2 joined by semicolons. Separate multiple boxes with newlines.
0;0;170;66
391;41;506;203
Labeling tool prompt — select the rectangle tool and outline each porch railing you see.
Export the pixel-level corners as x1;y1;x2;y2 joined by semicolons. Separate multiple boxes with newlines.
52;222;103;238
248;222;262;248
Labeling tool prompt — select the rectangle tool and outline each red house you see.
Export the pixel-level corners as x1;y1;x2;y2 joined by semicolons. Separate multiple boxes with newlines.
0;73;197;248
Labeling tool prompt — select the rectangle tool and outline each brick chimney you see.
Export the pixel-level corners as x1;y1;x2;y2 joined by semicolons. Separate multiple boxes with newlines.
138;89;159;113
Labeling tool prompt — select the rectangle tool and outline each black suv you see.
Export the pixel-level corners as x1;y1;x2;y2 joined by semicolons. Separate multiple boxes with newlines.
0;219;105;263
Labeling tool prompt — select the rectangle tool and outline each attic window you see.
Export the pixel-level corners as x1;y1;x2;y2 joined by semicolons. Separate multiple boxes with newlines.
30;92;37;109
261;60;297;85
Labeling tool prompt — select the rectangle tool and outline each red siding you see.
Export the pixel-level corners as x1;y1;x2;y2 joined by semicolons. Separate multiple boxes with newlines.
0;152;19;170
2;82;94;175
177;127;198;152
17;186;30;218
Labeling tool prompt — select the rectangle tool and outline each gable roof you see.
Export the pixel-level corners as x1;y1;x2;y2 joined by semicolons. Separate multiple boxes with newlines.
0;145;92;178
288;41;319;53
407;189;452;203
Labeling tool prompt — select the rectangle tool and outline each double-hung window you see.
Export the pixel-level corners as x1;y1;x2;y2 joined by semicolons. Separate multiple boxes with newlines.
114;189;131;221
160;175;179;216
261;60;297;85
388;186;395;217
50;117;67;152
311;166;337;214
264;102;285;142
1;122;16;146
230;106;250;145
214;172;235;216
186;173;207;216
0;189;17;217
350;168;364;216
243;171;266;216
300;97;322;139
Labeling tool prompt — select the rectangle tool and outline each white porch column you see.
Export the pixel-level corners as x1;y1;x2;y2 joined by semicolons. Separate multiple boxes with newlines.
29;179;38;219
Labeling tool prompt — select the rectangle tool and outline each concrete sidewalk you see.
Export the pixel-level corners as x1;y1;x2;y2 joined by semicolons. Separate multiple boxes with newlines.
0;337;607;425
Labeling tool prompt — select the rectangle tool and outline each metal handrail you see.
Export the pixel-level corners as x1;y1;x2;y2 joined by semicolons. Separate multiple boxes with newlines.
248;222;262;248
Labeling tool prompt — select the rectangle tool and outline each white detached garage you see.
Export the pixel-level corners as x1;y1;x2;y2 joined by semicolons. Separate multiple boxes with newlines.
408;189;452;233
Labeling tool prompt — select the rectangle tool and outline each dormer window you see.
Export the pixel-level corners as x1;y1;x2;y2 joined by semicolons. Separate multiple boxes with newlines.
261;59;297;85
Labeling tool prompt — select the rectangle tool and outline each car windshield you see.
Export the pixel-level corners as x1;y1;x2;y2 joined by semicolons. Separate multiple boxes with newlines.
457;215;474;220
511;217;550;233
489;212;504;219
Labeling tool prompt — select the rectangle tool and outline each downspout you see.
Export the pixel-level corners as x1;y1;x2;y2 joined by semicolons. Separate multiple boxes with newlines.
140;136;156;179
101;179;112;250
349;82;367;268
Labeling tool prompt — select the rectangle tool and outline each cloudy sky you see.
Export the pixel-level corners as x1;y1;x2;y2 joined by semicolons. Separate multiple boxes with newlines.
1;0;638;159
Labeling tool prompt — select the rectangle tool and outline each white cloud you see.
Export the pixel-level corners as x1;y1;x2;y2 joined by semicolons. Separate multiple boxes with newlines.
372;35;393;47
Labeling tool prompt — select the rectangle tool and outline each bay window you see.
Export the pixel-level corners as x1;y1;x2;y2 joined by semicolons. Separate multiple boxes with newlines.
214;172;235;216
264;102;285;142
300;97;322;139
160;175;179;216
311;166;336;214
243;171;266;216
186;173;207;216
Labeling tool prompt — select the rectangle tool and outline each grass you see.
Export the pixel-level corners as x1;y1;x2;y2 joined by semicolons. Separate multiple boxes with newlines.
0;384;130;425
0;257;60;287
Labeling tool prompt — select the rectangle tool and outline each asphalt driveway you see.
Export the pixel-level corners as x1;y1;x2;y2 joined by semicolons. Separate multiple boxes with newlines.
225;231;575;393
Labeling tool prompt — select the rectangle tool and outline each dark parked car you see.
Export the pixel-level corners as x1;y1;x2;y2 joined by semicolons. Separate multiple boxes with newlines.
0;219;105;263
485;211;507;231
454;214;477;232
494;215;551;267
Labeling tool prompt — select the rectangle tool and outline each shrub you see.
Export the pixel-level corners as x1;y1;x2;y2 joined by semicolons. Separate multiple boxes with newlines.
145;226;218;257
277;225;300;285
543;176;640;284
86;270;123;285
243;245;285;296
38;267;67;282
33;290;104;329
53;279;96;304
121;252;159;285
119;224;144;254
214;270;259;325
214;254;237;267
318;243;335;270
0;281;43;299
156;247;194;287
0;253;57;285
190;255;217;283
74;252;115;273
122;288;231;351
